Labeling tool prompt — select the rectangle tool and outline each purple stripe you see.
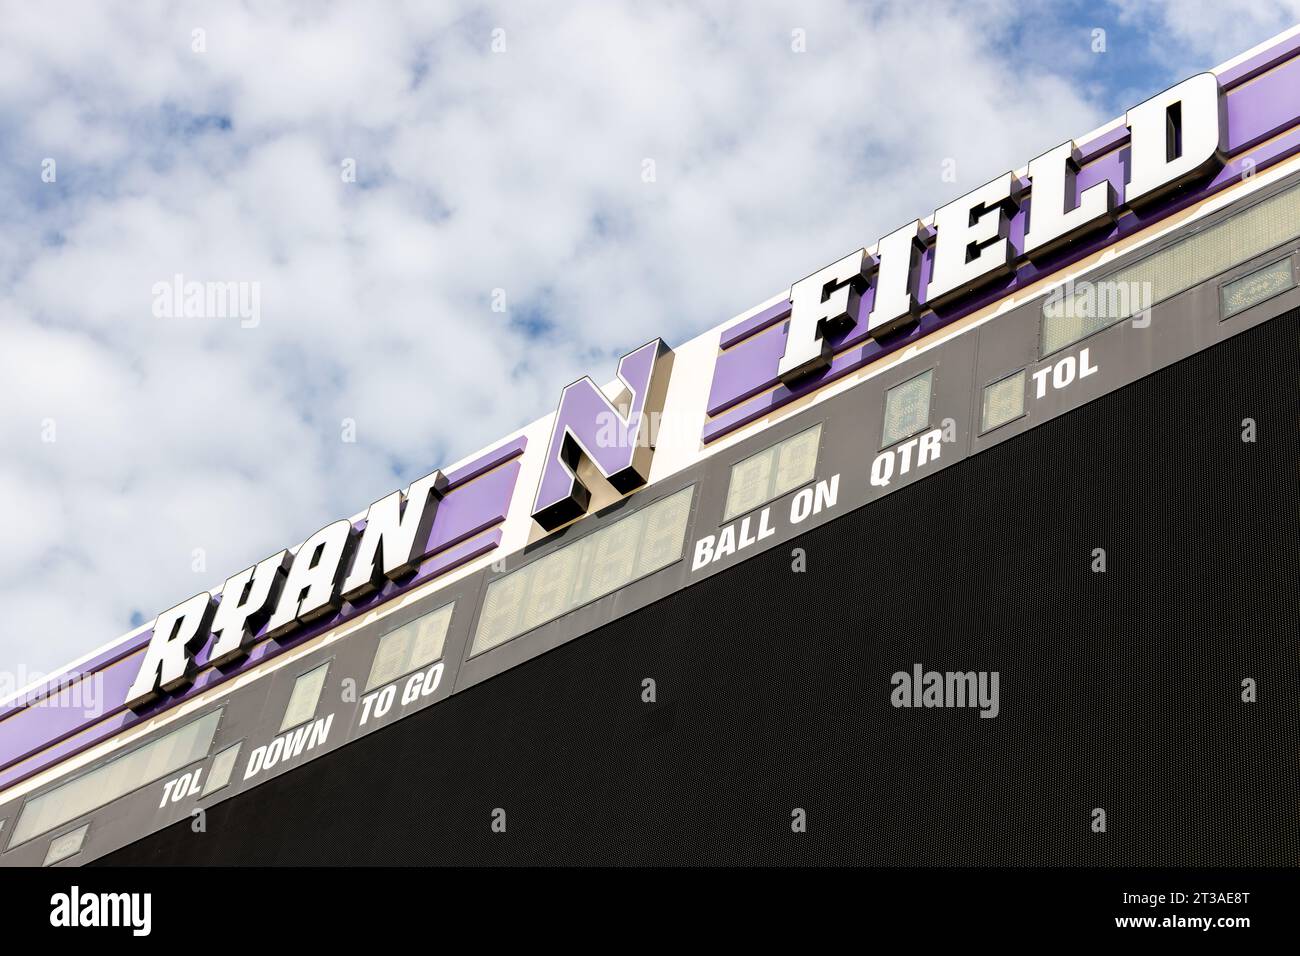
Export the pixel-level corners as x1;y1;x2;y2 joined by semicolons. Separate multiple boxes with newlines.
0;711;136;793
1077;125;1129;164
717;299;793;349
0;631;151;722
1217;30;1300;88
0;659;143;771
408;528;504;584
1226;54;1300;152
425;461;519;556
444;435;527;487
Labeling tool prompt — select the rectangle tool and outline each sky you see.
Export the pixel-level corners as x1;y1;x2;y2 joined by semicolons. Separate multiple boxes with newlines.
1;0;1297;683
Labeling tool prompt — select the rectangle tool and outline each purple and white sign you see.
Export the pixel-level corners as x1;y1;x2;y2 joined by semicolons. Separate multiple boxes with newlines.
706;54;1300;443
5;30;1300;796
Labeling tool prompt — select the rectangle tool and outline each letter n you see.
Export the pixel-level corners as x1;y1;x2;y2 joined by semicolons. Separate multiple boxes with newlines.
530;340;673;531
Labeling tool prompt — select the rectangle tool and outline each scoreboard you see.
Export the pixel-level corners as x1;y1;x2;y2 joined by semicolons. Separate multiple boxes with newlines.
100;279;1299;866
3;30;1300;866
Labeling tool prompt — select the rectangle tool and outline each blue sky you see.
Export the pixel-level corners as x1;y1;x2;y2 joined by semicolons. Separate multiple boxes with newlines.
0;0;1296;683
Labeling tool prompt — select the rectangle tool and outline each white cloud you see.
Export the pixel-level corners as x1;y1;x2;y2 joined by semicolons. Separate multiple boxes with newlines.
1109;0;1300;68
2;0;1249;676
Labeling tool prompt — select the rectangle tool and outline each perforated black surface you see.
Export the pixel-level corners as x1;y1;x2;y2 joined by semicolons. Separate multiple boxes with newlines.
101;310;1300;866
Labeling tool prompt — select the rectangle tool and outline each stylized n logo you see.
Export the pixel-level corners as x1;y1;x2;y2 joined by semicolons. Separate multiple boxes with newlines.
531;339;673;531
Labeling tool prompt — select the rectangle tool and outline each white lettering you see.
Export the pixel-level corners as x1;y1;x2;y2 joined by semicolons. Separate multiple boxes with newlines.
1125;72;1226;208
